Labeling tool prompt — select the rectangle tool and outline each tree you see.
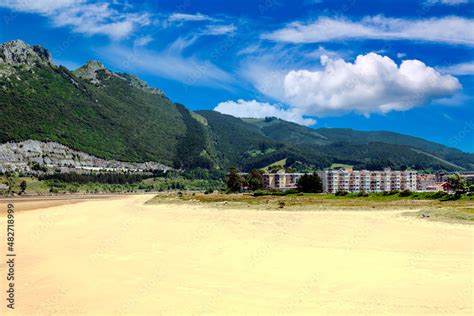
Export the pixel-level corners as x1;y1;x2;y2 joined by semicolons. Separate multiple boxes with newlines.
247;169;264;191
297;173;323;193
226;167;242;192
448;173;467;197
20;180;27;194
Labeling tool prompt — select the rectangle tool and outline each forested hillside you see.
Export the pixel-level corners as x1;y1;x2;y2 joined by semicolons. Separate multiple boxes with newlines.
0;40;216;168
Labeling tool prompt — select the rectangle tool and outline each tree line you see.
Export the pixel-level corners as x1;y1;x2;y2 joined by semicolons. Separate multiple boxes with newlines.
39;172;154;184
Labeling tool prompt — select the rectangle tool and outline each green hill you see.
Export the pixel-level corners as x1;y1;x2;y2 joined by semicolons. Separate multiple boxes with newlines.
1;39;472;172
203;115;474;171
0;40;217;168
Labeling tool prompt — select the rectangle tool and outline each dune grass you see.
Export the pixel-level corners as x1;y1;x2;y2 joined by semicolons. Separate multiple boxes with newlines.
147;192;474;224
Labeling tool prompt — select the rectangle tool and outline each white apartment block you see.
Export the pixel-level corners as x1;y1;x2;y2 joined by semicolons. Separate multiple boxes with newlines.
262;168;418;193
319;169;417;193
262;171;304;190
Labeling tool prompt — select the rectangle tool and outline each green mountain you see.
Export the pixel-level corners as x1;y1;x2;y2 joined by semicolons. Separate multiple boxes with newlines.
1;39;473;172
0;40;217;169
197;113;474;172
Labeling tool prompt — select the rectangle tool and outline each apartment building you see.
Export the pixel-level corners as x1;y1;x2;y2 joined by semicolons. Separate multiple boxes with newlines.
262;168;420;193
262;171;304;190
416;174;437;191
320;169;417;193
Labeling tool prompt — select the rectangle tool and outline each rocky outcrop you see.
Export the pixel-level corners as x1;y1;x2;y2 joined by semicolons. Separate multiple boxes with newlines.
0;39;52;66
73;60;113;85
116;72;165;96
0;140;171;174
73;60;165;96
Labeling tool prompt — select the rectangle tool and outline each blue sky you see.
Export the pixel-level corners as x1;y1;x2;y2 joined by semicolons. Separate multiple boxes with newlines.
0;0;473;151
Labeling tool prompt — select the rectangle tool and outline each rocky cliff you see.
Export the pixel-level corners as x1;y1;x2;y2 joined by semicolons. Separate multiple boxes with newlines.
0;39;52;66
0;140;171;174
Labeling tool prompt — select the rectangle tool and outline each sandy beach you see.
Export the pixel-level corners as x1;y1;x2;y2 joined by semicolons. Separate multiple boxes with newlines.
1;194;472;315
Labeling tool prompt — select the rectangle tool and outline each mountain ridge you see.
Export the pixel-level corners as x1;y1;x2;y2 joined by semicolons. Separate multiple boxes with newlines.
0;39;472;172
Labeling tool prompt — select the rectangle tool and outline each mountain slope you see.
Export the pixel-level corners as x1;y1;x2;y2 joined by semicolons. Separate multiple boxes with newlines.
242;117;474;171
0;40;216;168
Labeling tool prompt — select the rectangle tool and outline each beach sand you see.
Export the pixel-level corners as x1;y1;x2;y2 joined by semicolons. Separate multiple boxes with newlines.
1;194;472;315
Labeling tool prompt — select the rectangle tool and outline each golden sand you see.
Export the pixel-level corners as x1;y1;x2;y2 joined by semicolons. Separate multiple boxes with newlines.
1;195;472;315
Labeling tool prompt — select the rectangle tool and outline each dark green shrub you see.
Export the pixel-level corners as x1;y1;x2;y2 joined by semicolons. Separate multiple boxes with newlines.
399;189;412;197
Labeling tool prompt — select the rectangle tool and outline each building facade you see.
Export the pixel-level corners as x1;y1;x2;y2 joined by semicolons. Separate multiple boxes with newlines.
319;169;417;193
262;169;418;193
262;171;304;190
416;174;437;191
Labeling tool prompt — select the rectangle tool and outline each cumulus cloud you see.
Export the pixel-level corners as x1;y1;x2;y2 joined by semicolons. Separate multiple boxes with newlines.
243;53;461;118
0;0;149;39
214;99;316;126
285;53;461;115
262;16;474;46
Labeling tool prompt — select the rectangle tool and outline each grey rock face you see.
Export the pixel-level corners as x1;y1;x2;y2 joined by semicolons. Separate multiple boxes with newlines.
116;72;165;96
0;140;171;174
73;60;113;85
74;61;165;96
0;39;52;66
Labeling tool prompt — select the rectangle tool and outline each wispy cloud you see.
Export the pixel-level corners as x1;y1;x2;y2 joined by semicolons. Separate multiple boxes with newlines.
440;61;474;75
214;99;316;126
0;0;150;39
424;0;471;6
203;24;236;35
133;35;154;47
165;23;236;54
99;45;234;89
262;16;474;46
167;12;215;22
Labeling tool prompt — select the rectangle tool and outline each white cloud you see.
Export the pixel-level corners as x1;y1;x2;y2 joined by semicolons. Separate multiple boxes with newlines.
203;24;236;35
396;52;406;58
0;0;77;14
133;35;154;47
0;0;149;39
243;53;461;117
214;99;316;126
262;16;474;46
440;61;474;75
305;46;341;60
99;45;234;89
167;13;214;22
424;0;470;5
166;24;236;54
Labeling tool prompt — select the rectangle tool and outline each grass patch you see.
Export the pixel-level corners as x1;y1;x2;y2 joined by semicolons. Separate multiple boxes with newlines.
328;163;353;170
403;208;474;224
147;192;474;223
